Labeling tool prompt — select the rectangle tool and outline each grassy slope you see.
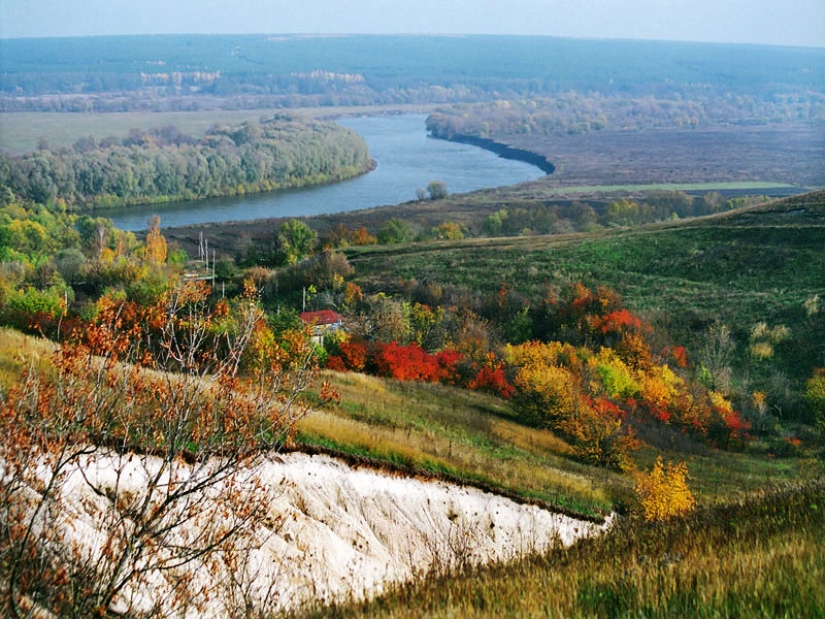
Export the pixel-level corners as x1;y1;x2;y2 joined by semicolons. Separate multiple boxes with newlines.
296;481;825;619
297;372;617;517
3;330;820;618
11;194;821;515
293;193;825;619
282;192;825;617
347;191;825;389
3;193;824;616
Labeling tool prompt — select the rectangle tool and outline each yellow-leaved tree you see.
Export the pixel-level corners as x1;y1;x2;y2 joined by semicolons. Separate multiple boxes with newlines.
635;456;696;521
143;214;167;265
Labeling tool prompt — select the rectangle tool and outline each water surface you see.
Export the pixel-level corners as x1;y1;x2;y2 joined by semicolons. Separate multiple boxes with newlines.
109;114;546;231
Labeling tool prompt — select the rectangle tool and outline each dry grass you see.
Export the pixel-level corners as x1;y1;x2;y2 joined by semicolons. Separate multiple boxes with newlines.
296;482;825;618
298;370;626;515
0;328;56;389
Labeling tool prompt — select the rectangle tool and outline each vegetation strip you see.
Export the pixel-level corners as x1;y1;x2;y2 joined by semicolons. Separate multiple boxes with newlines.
285;441;608;524
0;114;372;210
545;181;799;194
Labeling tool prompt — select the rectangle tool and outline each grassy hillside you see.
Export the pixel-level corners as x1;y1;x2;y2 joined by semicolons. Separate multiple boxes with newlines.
285;192;825;618
295;480;825;619
2;191;823;618
297;369;820;510
346;191;825;403
4;325;821;618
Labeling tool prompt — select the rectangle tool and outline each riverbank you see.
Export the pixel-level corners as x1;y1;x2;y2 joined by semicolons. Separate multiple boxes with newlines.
109;114;546;231
427;128;555;175
88;159;377;213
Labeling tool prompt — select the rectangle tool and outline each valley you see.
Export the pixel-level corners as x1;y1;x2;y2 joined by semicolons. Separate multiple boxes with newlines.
0;32;823;619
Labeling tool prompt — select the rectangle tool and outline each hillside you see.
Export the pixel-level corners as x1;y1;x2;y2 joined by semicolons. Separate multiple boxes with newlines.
283;197;825;619
344;191;825;407
1;188;823;617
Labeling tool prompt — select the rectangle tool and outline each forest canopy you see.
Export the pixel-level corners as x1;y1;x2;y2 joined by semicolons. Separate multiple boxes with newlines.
0;114;372;209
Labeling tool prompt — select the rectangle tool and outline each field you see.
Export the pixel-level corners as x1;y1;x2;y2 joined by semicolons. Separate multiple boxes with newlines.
0;104;433;154
477;123;825;189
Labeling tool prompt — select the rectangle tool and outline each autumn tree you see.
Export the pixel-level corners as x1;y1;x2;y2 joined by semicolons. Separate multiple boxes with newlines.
432;222;464;240
0;280;330;617
143;214;168;265
635;456;696;521
350;226;378;246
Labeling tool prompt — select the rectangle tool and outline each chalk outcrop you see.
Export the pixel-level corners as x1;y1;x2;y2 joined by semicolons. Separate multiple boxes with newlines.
14;451;610;617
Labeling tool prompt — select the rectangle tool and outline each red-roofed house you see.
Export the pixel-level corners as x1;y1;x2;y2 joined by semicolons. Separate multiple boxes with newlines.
300;310;344;344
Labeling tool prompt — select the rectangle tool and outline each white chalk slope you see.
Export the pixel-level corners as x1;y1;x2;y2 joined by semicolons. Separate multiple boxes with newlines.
24;451;609;616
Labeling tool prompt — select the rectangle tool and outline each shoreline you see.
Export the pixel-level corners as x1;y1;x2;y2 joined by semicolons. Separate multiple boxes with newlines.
427;130;556;175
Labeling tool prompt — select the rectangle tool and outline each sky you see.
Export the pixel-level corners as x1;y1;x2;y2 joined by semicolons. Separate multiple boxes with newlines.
0;0;823;48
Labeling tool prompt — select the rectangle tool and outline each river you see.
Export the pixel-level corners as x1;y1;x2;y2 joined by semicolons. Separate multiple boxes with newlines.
108;114;546;231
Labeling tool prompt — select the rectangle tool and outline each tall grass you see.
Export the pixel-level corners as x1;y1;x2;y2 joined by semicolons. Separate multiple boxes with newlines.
0;327;55;388
295;481;825;618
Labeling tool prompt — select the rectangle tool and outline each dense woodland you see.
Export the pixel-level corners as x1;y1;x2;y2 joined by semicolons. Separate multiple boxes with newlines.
0;114;371;209
2;35;824;112
426;92;825;139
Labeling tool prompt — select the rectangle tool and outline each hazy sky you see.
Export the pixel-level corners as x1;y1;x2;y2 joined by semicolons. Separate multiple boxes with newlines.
1;0;823;47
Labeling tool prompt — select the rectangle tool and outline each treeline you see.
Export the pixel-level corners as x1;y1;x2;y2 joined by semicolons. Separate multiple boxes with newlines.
0;85;488;114
3;35;824;99
426;92;825;140
0;114;371;209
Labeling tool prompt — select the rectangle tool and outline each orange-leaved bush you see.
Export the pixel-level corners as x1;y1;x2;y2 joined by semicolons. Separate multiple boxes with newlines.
0;279;332;618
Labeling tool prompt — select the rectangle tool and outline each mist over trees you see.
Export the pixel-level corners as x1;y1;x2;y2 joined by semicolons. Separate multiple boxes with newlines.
2;35;823;110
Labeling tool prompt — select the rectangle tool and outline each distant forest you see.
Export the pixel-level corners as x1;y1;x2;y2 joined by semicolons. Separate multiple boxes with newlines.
426;92;825;139
0;115;371;209
2;35;824;112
